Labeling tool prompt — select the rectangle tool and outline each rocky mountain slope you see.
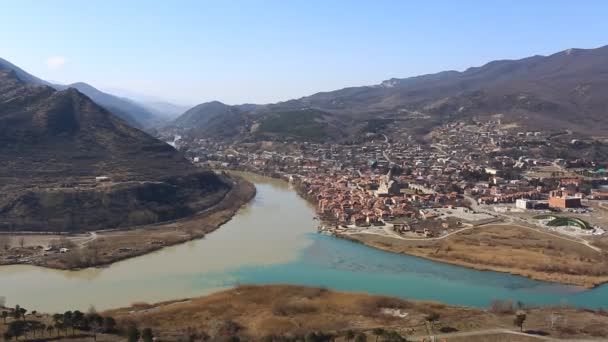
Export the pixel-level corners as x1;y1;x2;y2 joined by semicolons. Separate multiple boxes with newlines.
0;62;230;232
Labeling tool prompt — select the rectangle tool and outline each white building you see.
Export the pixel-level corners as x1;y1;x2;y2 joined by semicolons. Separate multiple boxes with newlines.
516;198;531;210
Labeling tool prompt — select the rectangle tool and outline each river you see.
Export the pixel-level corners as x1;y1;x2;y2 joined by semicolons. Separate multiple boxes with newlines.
1;172;607;313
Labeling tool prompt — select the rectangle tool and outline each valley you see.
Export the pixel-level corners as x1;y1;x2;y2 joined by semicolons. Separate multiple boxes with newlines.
2;36;608;342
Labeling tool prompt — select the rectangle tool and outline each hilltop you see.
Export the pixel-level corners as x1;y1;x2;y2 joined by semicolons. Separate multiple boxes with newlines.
54;82;159;128
0;57;162;128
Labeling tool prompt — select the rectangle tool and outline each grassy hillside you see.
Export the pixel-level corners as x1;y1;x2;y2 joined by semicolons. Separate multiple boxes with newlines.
103;284;608;341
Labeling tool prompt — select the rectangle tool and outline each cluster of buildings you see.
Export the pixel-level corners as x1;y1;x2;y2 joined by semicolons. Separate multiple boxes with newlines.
302;169;462;226
172;119;608;229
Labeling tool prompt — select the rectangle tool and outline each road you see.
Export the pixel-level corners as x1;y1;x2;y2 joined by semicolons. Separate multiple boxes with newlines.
412;328;598;342
431;143;447;155
381;134;393;164
80;231;98;246
382;151;393;164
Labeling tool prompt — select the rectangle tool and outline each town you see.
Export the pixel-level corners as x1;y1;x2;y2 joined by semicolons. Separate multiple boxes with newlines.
169;119;608;243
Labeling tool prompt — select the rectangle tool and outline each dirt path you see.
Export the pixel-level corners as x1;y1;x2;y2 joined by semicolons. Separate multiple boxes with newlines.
413;328;597;341
79;231;98;246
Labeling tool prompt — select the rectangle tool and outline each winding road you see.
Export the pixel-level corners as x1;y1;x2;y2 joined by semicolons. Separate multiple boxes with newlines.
381;134;393;164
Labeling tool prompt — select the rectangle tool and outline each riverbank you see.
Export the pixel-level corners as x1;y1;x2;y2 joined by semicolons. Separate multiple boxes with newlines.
5;285;607;341
0;173;256;270
224;166;608;288
101;284;608;341
5;172;608;314
340;225;608;289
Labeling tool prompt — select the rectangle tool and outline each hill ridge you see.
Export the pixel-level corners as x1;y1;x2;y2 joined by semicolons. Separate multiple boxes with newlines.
170;44;608;140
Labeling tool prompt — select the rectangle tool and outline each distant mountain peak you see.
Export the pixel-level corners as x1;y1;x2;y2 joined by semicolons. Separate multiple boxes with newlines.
380;79;399;88
0;57;159;129
68;81;95;88
197;100;228;107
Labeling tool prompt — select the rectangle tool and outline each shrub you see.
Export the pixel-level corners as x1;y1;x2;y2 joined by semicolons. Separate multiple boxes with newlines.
489;299;515;314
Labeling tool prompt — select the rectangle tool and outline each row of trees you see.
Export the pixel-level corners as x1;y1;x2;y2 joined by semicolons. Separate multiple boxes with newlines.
2;305;29;322
1;305;118;341
1;304;160;342
50;309;117;339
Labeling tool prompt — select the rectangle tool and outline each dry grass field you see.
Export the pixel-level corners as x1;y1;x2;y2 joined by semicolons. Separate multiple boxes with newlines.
3;285;608;341
347;224;608;287
101;285;608;341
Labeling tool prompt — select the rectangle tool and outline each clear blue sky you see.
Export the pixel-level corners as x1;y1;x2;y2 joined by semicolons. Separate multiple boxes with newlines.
1;0;607;105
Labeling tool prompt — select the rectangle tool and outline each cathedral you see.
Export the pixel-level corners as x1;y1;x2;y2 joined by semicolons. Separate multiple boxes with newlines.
376;168;401;197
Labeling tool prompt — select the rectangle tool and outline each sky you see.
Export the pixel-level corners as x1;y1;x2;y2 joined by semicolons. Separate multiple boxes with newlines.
1;0;607;106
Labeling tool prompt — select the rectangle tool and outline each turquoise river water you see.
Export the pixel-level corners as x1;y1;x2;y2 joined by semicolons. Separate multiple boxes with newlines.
1;173;608;312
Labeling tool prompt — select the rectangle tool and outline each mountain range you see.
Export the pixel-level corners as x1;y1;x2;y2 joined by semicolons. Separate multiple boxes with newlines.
1;44;607;230
167;45;608;142
0;60;228;232
0;57;181;128
53;82;158;128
